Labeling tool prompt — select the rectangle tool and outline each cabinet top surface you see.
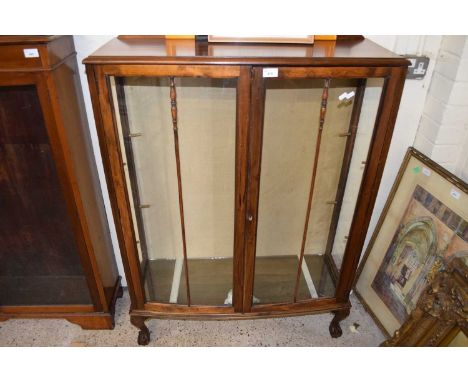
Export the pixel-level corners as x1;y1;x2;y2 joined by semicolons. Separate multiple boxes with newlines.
84;37;410;67
0;35;62;45
0;35;74;72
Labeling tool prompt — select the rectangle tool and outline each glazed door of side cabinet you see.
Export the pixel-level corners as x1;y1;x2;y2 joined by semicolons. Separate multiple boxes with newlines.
0;77;93;307
243;67;386;311
106;66;250;312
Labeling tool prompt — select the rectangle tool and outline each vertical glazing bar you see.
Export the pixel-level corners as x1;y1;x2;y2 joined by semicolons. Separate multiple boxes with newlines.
169;77;191;306
293;78;331;303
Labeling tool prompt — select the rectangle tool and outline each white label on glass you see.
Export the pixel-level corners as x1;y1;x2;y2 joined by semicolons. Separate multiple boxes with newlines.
422;167;431;177
263;68;278;77
338;91;356;101
450;188;461;200
23;48;39;58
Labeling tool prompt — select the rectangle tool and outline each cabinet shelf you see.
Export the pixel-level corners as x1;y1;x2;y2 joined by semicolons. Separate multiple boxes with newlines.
142;255;335;307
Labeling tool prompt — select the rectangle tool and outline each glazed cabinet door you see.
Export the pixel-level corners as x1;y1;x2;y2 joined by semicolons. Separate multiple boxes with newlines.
244;67;388;311
0;77;93;307
101;66;250;312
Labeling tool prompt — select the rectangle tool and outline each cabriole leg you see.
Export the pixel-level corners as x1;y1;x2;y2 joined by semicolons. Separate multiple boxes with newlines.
116;286;124;298
329;307;350;338
130;316;150;345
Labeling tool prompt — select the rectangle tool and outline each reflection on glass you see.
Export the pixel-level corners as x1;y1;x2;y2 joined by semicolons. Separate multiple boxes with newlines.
0;85;91;306
111;76;236;306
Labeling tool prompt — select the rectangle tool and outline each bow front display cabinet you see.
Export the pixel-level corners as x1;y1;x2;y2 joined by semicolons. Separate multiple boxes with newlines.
85;36;409;345
0;36;121;329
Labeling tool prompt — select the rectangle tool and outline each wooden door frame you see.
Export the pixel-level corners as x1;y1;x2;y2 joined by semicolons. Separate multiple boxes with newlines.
0;71;105;313
243;65;406;314
87;62;406;316
87;63;250;314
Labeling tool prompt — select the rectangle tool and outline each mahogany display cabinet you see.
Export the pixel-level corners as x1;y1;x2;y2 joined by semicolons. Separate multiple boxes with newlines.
84;36;409;344
0;36;121;329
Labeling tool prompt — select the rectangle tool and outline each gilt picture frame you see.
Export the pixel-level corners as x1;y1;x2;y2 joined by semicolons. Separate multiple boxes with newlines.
355;147;468;337
381;256;467;346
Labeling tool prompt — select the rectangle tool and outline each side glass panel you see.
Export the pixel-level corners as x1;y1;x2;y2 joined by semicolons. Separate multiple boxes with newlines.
0;85;92;306
330;78;384;271
253;77;384;304
111;76;237;306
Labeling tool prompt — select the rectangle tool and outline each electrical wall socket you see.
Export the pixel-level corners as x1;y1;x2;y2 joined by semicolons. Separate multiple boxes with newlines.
404;55;430;79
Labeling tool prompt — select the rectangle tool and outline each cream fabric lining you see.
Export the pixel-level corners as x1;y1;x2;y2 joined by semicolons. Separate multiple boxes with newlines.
257;79;351;257
111;77;382;271
115;77;236;261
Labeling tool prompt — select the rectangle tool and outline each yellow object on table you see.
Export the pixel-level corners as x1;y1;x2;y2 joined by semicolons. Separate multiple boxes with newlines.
315;35;337;41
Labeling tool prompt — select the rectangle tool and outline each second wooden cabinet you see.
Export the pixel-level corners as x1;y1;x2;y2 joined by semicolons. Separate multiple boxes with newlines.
85;36;409;344
0;36;121;329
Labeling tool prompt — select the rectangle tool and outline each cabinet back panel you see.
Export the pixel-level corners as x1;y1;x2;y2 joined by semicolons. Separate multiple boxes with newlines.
115;77;236;261
257;79;355;258
0;85;91;305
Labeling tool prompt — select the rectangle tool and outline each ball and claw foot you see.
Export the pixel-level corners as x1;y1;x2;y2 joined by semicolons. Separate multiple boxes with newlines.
137;327;150;346
329;308;350;338
329;319;343;338
131;316;150;346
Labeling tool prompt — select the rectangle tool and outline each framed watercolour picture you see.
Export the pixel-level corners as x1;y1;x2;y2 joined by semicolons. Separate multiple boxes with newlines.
355;147;468;337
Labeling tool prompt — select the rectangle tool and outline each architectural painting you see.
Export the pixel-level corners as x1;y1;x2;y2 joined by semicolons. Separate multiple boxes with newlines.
371;185;468;324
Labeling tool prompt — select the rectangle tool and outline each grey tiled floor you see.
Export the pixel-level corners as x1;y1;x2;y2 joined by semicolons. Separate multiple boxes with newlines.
0;290;385;346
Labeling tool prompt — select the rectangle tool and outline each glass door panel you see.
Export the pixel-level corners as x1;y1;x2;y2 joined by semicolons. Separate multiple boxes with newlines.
0;85;92;306
253;76;384;304
111;76;237;307
253;78;324;304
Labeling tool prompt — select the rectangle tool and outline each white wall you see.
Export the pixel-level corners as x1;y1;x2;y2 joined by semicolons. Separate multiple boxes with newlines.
73;36;444;284
362;36;442;252
73;36;123;280
413;36;468;180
